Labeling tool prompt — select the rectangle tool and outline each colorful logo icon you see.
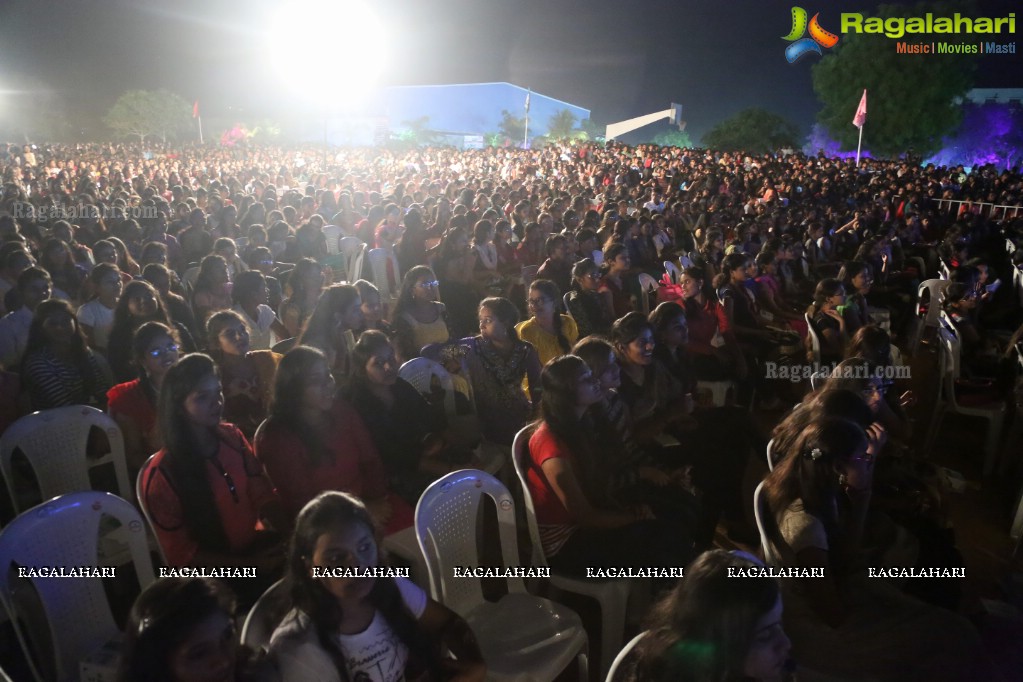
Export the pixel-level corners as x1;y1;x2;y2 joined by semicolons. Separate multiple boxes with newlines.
783;7;839;62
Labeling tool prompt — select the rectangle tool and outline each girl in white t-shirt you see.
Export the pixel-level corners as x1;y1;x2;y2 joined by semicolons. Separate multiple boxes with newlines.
269;492;485;682
77;262;122;353
231;271;287;351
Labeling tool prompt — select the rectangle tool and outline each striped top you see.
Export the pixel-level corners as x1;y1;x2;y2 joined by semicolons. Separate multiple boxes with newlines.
23;346;110;410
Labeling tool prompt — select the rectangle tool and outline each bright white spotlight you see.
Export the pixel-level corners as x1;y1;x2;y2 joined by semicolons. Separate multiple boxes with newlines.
269;0;385;106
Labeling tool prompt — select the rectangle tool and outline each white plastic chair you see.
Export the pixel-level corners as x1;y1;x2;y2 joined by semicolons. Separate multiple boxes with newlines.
366;247;400;301
322;224;343;256
511;426;631;677
637;273;659;315
804;313;822;365
915;279;951;329
753;481;773;564
399;357;458;417
809;369;830;391
0;406;132;513
415;469;589;681
0;491;156;682
339;236;366;282
927;323;1006;475
240;578;289;652
679;252;695;269
939;260;951;281
694;380;735;407
663;261;680;285
520;264;539;289
591;249;604;266
605;631;648;682
766;438;776;472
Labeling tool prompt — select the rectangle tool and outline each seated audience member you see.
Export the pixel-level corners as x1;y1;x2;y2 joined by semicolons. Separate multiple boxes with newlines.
279;258;325;340
806;278;848;366
565;257;613;338
0;266;53;369
269;491;486;681
535;233;573;295
296;283;363;383
108;280;196;381
346;331;473;507
760;417;995;680
352;279;394;337
143;263;200;342
139;354;286;599
0;246;35;316
461;297;541;445
434;225;480;337
191;254;234;327
255;345;412;534
244;246;283;310
627;550;793;682
838;260;874;337
107;322;180;473
232;270;287;351
393;265;451;362
942;281;1014;389
524;354;697;578
206;311;279;439
516;279;578;368
119;577;272;682
77;262;122;355
598;243;636;318
22;299;111;410
39;237;84;301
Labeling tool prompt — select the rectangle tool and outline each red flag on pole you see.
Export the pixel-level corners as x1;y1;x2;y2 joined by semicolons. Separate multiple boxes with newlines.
193;101;199;119
852;89;867;127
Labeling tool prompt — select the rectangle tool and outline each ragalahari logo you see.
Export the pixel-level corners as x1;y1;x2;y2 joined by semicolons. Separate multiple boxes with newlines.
783;7;839;62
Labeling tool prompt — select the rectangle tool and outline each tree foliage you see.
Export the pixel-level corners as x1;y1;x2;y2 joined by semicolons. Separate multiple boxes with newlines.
811;1;978;158
652;129;693;149
103;89;191;144
927;102;1023;169
498;110;526;145
702;108;798;153
546;109;578;140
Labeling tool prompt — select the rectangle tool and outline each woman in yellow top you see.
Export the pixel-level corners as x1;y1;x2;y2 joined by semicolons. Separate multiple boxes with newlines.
516;279;579;367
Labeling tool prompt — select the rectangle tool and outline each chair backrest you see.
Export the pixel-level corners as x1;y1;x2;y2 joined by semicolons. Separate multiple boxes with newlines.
605;631;648;682
398;357;457;416
591;249;604;266
0;406;131;513
322;224;343;255
809;369;829;392
270;336;297;354
637;273;659;315
663;261;680;284
915;279;950;328
240;579;290;652
939;260;951;281
562;292;573;316
415;469;525;615
936;326;963;409
0;491;155;682
679;252;695;269
766;438;775;471
339;236;366;282
366;247;400;299
509;425;549;567
135;453;168;565
804;313;822;365
753;480;773;564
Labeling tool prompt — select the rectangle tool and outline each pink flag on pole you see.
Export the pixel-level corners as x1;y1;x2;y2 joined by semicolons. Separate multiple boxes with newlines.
852;89;867;127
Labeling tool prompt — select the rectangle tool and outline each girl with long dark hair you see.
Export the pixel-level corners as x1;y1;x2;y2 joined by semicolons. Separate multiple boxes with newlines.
206;310;280;439
564;258;613;338
255;345;412;533
268;491;485;681
392;266;451;362
139;354;286;598
297;283;363;383
524;354;696;577
515;279;578;368
279;258;325;339
107;279;196;381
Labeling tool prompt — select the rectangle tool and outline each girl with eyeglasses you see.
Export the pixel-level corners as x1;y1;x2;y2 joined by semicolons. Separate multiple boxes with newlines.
760;417;993;680
107;322;181;474
516;279;577;368
392;265;451;362
140;353;287;604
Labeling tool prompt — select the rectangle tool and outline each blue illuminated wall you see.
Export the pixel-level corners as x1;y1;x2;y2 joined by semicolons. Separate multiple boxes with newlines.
373;82;591;138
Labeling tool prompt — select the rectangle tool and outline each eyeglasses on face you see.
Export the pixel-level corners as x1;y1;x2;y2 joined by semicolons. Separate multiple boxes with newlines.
527;297;550;308
416;280;440;289
148;344;180;358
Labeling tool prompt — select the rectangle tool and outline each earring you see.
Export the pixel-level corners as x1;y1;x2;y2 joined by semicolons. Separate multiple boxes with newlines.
838;474;848;486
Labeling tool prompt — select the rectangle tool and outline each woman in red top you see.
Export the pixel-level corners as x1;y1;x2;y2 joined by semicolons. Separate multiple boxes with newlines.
525;355;696;578
679;266;746;383
254;345;413;534
139;353;286;600
107;322;180;474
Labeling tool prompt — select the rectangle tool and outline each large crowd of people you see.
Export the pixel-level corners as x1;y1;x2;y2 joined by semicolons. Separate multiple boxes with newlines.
1;138;1022;680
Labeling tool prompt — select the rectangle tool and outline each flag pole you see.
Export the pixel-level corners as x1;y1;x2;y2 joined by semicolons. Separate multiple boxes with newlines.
198;116;204;145
523;88;531;148
855;124;863;167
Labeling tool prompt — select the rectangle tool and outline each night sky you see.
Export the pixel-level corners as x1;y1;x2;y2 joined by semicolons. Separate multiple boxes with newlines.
1;0;1020;142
